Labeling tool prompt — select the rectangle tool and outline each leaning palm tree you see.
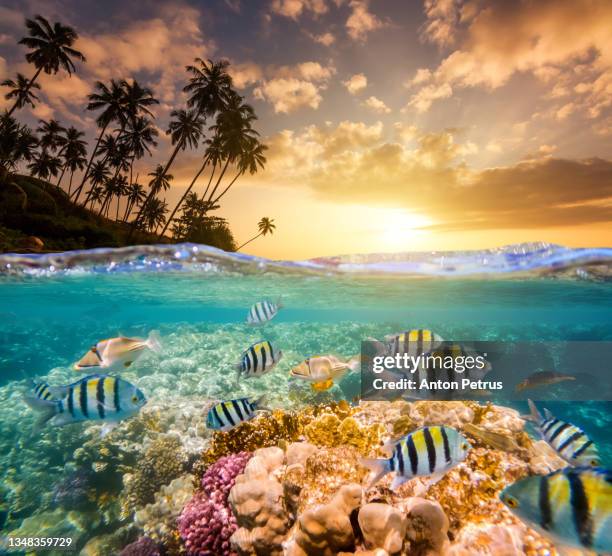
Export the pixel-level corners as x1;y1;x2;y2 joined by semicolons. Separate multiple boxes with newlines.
236;217;276;252
8;15;85;116
119;115;158;185
83;160;110;209
37;119;66;153
56;126;87;189
0;114;38;171
147;164;173;197
28;150;62;180
1;73;41;111
123;181;146;221
140;197;168;233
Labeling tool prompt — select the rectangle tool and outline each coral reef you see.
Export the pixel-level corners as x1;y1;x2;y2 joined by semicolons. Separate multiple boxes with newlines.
178;451;251;556
229;447;291;556
52;467;97;511
119;536;163;556
358;503;407;554
121;435;188;517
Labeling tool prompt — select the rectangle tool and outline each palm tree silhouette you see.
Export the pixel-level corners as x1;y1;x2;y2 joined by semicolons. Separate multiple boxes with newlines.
123;182;146;221
56;126;87;191
0;114;38;171
83;160;110;209
236;217;276;252
140;197;168;233
2;73;41;111
36;119;66;153
28;150;62;180
8;15;85;116
120;116;158;188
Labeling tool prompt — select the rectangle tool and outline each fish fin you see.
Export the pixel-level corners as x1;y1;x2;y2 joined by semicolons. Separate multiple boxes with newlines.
23;394;58;429
381;437;404;455
346;355;361;373
146;330;162;353
359;457;390;487
521;399;542;423
390;475;410;491
543;408;554;420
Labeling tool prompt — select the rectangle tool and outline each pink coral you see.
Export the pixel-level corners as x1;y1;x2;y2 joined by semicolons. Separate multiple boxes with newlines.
178;452;251;556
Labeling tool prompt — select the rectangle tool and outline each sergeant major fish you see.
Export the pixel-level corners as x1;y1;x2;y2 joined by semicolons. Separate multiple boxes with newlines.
246;299;282;325
74;330;162;372
206;396;266;432
236;340;282;380
24;374;146;428
500;467;612;553
31;381;63;401
384;329;445;357
360;425;470;490
524;400;600;467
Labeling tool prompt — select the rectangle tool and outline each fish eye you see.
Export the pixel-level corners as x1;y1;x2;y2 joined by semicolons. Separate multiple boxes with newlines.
590;459;598;467
505;496;519;508
461;442;469;451
132;395;138;403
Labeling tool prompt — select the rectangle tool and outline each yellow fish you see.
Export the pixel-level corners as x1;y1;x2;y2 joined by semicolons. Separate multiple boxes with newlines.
74;331;162;372
290;355;359;391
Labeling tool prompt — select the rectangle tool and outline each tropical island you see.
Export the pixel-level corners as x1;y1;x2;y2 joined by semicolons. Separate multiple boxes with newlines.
0;15;275;254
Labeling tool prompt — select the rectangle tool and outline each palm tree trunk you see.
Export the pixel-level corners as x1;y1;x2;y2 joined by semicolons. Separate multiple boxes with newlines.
236;232;263;252
7;67;42;117
158;156;209;238
200;162;217;201
115;194;121;221
56;166;66;189
67;171;75;195
205;158;230;204
71;121;109;204
210;170;242;205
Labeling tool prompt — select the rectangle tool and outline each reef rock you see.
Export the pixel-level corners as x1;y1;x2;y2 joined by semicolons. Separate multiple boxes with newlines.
285;441;320;467
286;483;362;556
400;497;449;556
409;401;474;428
358;503;407;554
527;439;568;474
229;447;291;556
447;522;526;556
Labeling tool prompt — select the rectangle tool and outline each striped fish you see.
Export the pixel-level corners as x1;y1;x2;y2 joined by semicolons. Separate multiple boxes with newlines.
246;299;282;325
24;374;146;428
236;341;283;379
206;397;265;432
31;381;65;402
500;467;612;553
360;425;470;490
384;329;444;357
525;400;600;467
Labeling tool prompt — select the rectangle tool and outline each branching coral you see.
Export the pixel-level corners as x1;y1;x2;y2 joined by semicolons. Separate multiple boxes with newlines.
178;451;251;556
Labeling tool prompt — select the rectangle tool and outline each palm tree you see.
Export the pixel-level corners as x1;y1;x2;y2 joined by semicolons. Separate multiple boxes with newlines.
120;116;158;186
2;73;41;111
0;114;38;170
56;126;87;190
123;181;146;221
83;160;110;208
140;197;168;233
87;184;105;210
147;164;173;197
121;80;158;123
236;217;276;252
28;150;62;179
37;119;66;153
8;15;85;116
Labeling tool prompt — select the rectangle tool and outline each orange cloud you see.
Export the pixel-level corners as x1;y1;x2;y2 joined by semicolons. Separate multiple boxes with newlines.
346;0;385;41
363;95;390;114
343;73;367;94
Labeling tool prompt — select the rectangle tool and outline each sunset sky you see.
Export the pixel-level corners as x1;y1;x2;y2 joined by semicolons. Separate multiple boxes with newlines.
1;0;611;259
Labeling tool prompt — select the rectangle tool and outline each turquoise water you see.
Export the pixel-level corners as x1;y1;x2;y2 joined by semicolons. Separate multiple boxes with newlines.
0;242;611;552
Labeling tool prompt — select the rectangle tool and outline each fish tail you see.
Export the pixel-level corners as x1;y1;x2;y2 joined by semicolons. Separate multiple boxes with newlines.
23;394;59;429
146;330;163;353
522;399;542;423
359;457;390;487
252;395;268;411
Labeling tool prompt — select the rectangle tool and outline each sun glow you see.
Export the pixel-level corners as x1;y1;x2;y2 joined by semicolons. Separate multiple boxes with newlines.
375;208;434;250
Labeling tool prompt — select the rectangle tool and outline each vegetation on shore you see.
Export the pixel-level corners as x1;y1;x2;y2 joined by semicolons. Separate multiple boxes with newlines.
0;15;275;254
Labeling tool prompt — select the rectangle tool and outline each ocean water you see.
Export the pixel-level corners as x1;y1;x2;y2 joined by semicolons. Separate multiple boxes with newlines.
0;242;611;552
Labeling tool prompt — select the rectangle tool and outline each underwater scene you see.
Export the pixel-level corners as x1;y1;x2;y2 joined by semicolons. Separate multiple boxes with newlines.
0;242;611;556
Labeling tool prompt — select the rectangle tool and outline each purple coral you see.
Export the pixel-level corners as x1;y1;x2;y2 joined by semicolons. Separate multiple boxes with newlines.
178;451;251;556
119;536;162;556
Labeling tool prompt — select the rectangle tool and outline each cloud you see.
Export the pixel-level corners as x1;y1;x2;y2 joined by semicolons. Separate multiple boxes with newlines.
253;61;335;113
411;0;612;121
229;62;263;89
343;73;367;94
363;95;390;114
260;120;612;230
406;82;452;113
270;0;328;19
310;32;335;46
346;0;385;41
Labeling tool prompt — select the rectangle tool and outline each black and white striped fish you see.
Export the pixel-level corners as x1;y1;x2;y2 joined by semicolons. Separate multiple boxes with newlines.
246;299;282;325
384;329;444;357
500;466;612;553
525;400;600;467
206;396;265;432
360;425;470;490
31;381;64;402
236;341;283;379
24;374;146;428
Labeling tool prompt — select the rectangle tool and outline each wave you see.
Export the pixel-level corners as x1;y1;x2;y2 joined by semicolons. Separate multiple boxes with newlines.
0;242;611;278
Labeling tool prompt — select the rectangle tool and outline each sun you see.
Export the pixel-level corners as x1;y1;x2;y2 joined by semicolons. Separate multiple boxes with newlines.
377;208;433;250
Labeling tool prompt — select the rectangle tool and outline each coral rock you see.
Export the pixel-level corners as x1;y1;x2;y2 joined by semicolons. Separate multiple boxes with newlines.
401;497;449;556
409;401;474;428
287;483;362;556
358;503;407;555
527;440;568;474
447;522;527;556
229;447;291;556
118;535;162;556
285;442;320;467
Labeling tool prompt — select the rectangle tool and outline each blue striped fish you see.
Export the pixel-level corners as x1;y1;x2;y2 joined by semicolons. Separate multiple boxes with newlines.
500;467;612;553
384;329;444;357
525;400;600;467
24;374;146;428
246;299;282;325
206;397;265;432
360;425;470;490
236;341;283;379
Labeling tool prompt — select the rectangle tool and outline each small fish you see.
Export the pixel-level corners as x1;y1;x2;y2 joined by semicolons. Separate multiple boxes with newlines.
290;355;359;392
500;467;612;553
384;329;444;357
524;400;600;467
360;425;470;490
516;371;576;392
24;374;146;428
236;340;283;380
246;299;282;325
463;423;522;453
74;330;162;372
206;397;266;432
